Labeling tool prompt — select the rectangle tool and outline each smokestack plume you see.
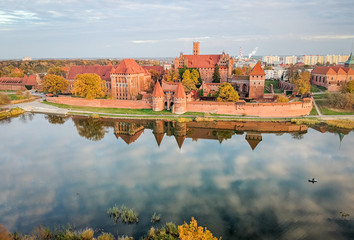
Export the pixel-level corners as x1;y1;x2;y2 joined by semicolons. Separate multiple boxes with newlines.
248;47;259;59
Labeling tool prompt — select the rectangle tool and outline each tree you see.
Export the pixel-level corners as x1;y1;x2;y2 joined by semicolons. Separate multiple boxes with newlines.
264;66;273;70
72;73;106;99
212;64;221;83
217;83;239;102
0;93;11;105
178;217;220;240
47;67;66;77
276;95;289;102
233;67;243;75
74;117;106;141
149;69;161;82
182;69;197;92
164;69;179;82
191;69;200;84
290;71;310;95
42;74;68;94
347;80;354;93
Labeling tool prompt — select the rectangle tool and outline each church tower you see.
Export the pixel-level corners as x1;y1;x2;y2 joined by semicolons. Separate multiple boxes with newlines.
193;42;200;55
249;62;265;99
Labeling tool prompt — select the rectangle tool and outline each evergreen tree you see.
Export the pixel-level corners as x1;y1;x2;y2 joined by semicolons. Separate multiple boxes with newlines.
212;64;220;83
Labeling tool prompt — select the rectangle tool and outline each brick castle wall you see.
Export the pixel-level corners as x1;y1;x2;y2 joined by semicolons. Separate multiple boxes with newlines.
0;85;26;91
47;96;152;109
47;96;312;117
187;99;312;117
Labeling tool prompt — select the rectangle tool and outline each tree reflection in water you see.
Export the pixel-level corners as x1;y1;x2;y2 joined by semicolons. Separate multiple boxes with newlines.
73;117;108;141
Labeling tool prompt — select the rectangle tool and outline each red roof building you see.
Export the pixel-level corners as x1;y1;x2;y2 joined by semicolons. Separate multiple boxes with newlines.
174;42;233;83
110;59;152;100
311;65;354;91
0;75;39;91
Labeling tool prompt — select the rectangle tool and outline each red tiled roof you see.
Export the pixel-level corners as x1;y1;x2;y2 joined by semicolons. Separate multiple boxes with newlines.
152;81;165;97
23;75;37;86
0;77;23;84
182;55;222;68
113;59;146;74
250;62;265;76
331;66;347;74
312;66;336;75
143;66;164;74
67;65;113;81
174;82;186;98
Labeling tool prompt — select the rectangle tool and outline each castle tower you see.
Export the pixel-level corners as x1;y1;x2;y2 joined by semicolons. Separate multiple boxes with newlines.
153;120;165;147
172;82;187;114
245;132;262;151
174;122;187;149
249;62;265;99
151;81;165;111
193;42;200;55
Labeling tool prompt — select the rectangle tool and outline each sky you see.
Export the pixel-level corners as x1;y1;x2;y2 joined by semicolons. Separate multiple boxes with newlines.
0;0;354;59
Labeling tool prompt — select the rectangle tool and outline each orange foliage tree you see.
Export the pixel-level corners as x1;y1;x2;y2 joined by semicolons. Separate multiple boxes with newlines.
42;74;69;94
72;73;106;100
178;217;221;240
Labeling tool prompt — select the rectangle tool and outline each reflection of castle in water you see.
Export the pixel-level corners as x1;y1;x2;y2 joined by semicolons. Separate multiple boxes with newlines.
71;116;310;150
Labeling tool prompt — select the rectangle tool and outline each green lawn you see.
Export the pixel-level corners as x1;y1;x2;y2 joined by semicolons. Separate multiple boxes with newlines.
309;106;318;115
8;94;25;100
313;93;326;100
316;99;354;115
265;80;282;93
311;85;321;93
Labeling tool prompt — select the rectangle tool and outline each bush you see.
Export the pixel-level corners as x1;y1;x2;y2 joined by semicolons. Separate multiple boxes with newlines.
97;233;115;240
0;93;11;105
194;117;214;122
107;205;139;224
0;225;12;240
325;92;354;109
276;95;289;103
80;228;94;240
176;118;192;123
33;226;52;240
178;217;220;240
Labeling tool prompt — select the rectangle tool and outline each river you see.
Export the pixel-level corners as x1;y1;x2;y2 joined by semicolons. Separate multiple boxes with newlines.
0;113;353;239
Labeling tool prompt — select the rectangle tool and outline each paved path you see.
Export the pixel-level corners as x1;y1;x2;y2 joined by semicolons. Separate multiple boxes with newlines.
312;98;323;116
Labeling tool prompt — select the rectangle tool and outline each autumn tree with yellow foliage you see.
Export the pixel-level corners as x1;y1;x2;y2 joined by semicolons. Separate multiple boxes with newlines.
42;74;68;94
290;71;311;95
178;217;220;240
72;73;107;100
165;68;179;82
217;83;239;102
182;69;198;93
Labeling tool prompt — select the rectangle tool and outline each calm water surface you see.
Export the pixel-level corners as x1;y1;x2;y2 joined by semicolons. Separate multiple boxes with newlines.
0;113;353;239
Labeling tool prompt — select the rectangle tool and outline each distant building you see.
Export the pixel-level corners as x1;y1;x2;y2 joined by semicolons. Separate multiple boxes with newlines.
262;56;281;65
67;65;114;90
0;75;39;91
174;42;233;83
22;57;32;61
284;56;298;65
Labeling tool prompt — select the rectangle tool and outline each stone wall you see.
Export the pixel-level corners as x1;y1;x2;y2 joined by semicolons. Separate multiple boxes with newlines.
47;96;152;109
0;85;25;91
187;99;312;117
47;96;312;117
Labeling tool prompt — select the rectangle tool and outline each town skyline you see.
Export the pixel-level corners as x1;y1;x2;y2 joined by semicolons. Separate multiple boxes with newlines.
0;0;354;59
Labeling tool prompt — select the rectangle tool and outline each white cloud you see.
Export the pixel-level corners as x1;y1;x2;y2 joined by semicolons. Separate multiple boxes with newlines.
301;35;354;40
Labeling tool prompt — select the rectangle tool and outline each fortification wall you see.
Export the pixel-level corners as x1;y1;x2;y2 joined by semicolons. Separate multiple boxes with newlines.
0;85;25;91
46;96;152;109
46;96;312;117
187;99;312;117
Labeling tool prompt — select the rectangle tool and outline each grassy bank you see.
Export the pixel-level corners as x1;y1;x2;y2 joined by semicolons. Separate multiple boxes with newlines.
0;107;25;120
316;99;354;115
291;118;354;129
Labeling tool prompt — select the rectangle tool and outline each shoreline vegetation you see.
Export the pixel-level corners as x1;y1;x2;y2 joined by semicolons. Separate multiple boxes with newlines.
0;217;221;240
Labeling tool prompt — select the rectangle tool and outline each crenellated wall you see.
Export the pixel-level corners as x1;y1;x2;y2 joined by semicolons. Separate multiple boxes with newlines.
46;96;151;109
47;96;312;117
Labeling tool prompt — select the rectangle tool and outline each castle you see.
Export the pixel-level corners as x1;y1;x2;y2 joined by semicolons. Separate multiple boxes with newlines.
174;42;233;83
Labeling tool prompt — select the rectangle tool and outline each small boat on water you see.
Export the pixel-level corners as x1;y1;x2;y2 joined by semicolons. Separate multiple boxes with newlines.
308;178;318;183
